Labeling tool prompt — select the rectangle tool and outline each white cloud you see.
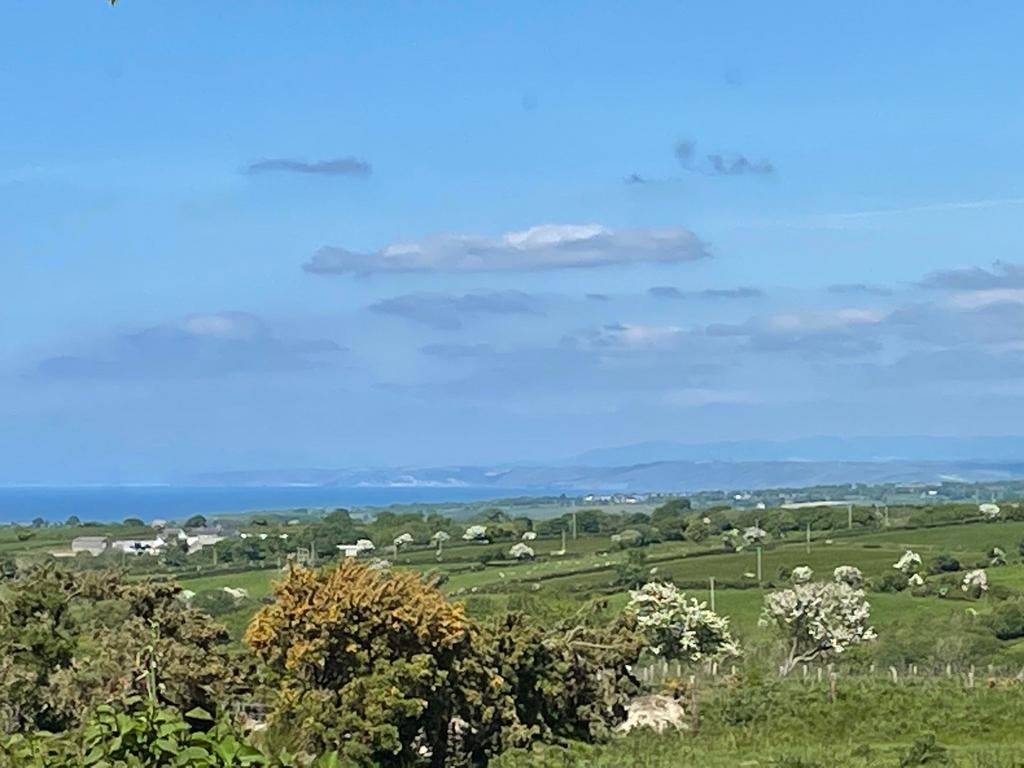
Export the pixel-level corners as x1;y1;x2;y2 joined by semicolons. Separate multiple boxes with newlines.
949;288;1024;309
304;224;709;275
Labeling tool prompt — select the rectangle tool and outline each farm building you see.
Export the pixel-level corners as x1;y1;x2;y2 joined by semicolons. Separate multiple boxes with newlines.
71;536;109;556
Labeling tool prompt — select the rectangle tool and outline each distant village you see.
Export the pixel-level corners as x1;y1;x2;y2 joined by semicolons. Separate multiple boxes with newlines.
63;520;239;558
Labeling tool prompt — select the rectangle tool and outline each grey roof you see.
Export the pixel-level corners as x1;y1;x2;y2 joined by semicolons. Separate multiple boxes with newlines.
72;536;109;547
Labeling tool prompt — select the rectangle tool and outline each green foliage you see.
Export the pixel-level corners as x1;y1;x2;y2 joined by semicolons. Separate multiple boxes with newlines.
898;734;951;766
1;699;270;767
190;589;250;618
0;567;240;735
982;599;1024;640
928;554;962;575
874;571;909;593
651;499;691;541
247;560;493;766
614;549;649;589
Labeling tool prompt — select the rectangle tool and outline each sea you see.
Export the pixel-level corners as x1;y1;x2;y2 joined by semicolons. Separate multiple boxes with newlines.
0;486;539;525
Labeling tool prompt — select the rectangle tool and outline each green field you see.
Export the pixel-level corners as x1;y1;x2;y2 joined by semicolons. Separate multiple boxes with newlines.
159;516;1024;669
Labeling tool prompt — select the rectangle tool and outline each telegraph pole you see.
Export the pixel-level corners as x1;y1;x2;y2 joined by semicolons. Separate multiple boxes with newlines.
756;546;763;584
805;523;811;554
709;576;716;612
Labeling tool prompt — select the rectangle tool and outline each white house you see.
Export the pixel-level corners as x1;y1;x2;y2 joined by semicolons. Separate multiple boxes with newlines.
111;537;167;556
184;534;225;553
337;539;375;558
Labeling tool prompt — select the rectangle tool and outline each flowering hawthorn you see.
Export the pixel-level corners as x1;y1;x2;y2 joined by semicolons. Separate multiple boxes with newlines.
508;542;535;560
626;581;739;663
760;579;876;674
833;565;864;588
893;549;922;575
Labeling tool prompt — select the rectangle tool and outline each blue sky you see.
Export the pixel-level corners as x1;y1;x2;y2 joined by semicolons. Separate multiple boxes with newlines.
5;1;1024;482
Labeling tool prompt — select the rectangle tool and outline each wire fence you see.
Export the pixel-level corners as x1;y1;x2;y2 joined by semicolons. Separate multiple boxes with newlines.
635;657;1024;689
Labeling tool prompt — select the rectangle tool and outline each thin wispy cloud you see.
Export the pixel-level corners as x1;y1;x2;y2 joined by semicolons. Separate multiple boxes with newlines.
648;285;762;300
369;290;540;330
305;224;710;275
828;283;893;296
751;198;1024;231
919;260;1024;290
648;286;684;299
32;313;343;380
244;156;372;176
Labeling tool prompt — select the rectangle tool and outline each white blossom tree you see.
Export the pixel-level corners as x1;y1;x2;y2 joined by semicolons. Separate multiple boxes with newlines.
833;565;864;588
627;581;740;663
760;579;876;674
393;532;414;551
962;568;988;596
508;542;535;560
893;549;922;575
791;566;814;584
742;526;767;547
979;503;1001;521
462;524;488;542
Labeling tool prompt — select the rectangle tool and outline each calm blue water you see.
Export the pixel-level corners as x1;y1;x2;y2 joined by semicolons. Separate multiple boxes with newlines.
0;486;540;524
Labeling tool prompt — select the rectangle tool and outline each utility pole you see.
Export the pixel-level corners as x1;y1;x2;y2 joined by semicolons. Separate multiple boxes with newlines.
709;576;716;612
847;504;853;531
561;529;567;552
571;511;578;540
756;546;763;585
805;522;811;554
310;536;316;568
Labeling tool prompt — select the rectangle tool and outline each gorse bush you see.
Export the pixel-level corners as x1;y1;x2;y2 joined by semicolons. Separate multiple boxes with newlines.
246;561;643;766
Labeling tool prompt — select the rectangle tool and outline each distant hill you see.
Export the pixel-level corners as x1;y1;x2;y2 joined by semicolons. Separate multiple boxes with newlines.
566;436;1024;466
184;458;1024;493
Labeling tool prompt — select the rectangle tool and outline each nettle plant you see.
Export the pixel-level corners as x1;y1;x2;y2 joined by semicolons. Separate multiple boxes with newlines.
760;566;876;675
626;581;740;663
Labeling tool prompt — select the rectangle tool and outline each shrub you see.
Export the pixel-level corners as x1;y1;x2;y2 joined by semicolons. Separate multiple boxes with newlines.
929;554;961;575
190;589;245;617
874;571;909;593
982;599;1024;640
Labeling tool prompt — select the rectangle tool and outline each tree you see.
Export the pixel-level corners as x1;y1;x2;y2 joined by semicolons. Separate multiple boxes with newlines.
184;515;208;529
650;499;691;541
626;581;739;663
508;543;535;560
122;517;144;528
760;578;876;674
833;565;864;588
64;515;81;527
614;549;649;589
0;567;240;735
246;561;489;766
893;549;922;575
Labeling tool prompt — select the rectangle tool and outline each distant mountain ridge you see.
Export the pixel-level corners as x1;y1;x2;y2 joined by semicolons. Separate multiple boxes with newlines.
184;459;1024;494
566;436;1024;466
